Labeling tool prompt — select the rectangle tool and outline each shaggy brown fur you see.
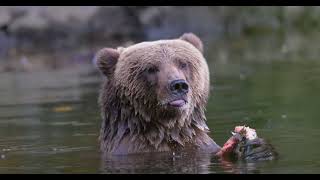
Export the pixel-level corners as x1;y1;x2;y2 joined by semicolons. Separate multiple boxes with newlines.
96;33;221;155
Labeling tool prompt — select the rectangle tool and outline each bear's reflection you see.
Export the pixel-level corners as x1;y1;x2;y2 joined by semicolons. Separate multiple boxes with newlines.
100;151;262;174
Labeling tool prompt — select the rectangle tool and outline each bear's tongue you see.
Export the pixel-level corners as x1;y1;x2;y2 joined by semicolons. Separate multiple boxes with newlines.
169;100;185;107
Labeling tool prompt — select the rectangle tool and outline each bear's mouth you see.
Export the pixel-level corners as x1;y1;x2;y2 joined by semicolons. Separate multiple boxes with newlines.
168;99;187;108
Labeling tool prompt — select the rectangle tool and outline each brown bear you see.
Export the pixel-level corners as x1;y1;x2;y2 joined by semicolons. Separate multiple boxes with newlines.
95;33;221;155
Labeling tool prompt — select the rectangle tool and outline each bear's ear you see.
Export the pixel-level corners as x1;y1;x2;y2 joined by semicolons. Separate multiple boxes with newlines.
94;48;120;77
179;33;204;53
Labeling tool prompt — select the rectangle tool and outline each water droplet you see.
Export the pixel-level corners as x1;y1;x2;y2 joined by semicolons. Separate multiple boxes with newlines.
1;154;5;159
281;114;287;119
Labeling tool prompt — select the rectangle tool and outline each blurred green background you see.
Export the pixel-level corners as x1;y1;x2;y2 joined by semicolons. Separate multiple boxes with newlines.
1;6;320;70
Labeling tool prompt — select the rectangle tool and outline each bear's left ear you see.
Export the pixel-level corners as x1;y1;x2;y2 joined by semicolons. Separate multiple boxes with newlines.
94;48;120;77
180;33;204;53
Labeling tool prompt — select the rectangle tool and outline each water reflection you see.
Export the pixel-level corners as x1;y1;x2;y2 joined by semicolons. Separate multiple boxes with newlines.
0;65;102;173
100;151;266;174
104;149;283;174
0;53;320;173
101;152;210;174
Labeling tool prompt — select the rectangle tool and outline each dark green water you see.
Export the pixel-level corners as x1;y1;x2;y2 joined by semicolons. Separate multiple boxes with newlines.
0;59;320;173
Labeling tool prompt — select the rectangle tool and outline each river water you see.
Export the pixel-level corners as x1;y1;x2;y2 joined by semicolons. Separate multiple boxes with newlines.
0;47;320;173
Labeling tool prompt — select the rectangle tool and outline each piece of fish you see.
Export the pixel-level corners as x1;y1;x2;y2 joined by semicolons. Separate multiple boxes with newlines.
230;126;278;161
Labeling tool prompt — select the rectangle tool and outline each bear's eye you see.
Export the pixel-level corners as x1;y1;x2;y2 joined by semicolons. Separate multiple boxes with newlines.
179;62;187;69
147;67;158;74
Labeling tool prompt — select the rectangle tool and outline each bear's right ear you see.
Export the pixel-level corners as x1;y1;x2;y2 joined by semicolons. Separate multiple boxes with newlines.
94;48;120;77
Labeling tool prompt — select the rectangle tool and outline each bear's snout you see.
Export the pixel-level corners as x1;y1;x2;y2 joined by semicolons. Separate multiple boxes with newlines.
169;79;189;95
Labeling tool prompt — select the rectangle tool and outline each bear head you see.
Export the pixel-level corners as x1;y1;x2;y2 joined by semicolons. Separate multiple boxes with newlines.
95;33;213;153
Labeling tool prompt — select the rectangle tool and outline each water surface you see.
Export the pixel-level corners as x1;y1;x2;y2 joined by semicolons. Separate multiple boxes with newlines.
0;56;320;173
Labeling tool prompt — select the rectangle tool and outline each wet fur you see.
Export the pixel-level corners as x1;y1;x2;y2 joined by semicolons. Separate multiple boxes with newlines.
97;33;220;155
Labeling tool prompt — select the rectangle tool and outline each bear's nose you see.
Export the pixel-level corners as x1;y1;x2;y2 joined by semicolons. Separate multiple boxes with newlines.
170;79;189;94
